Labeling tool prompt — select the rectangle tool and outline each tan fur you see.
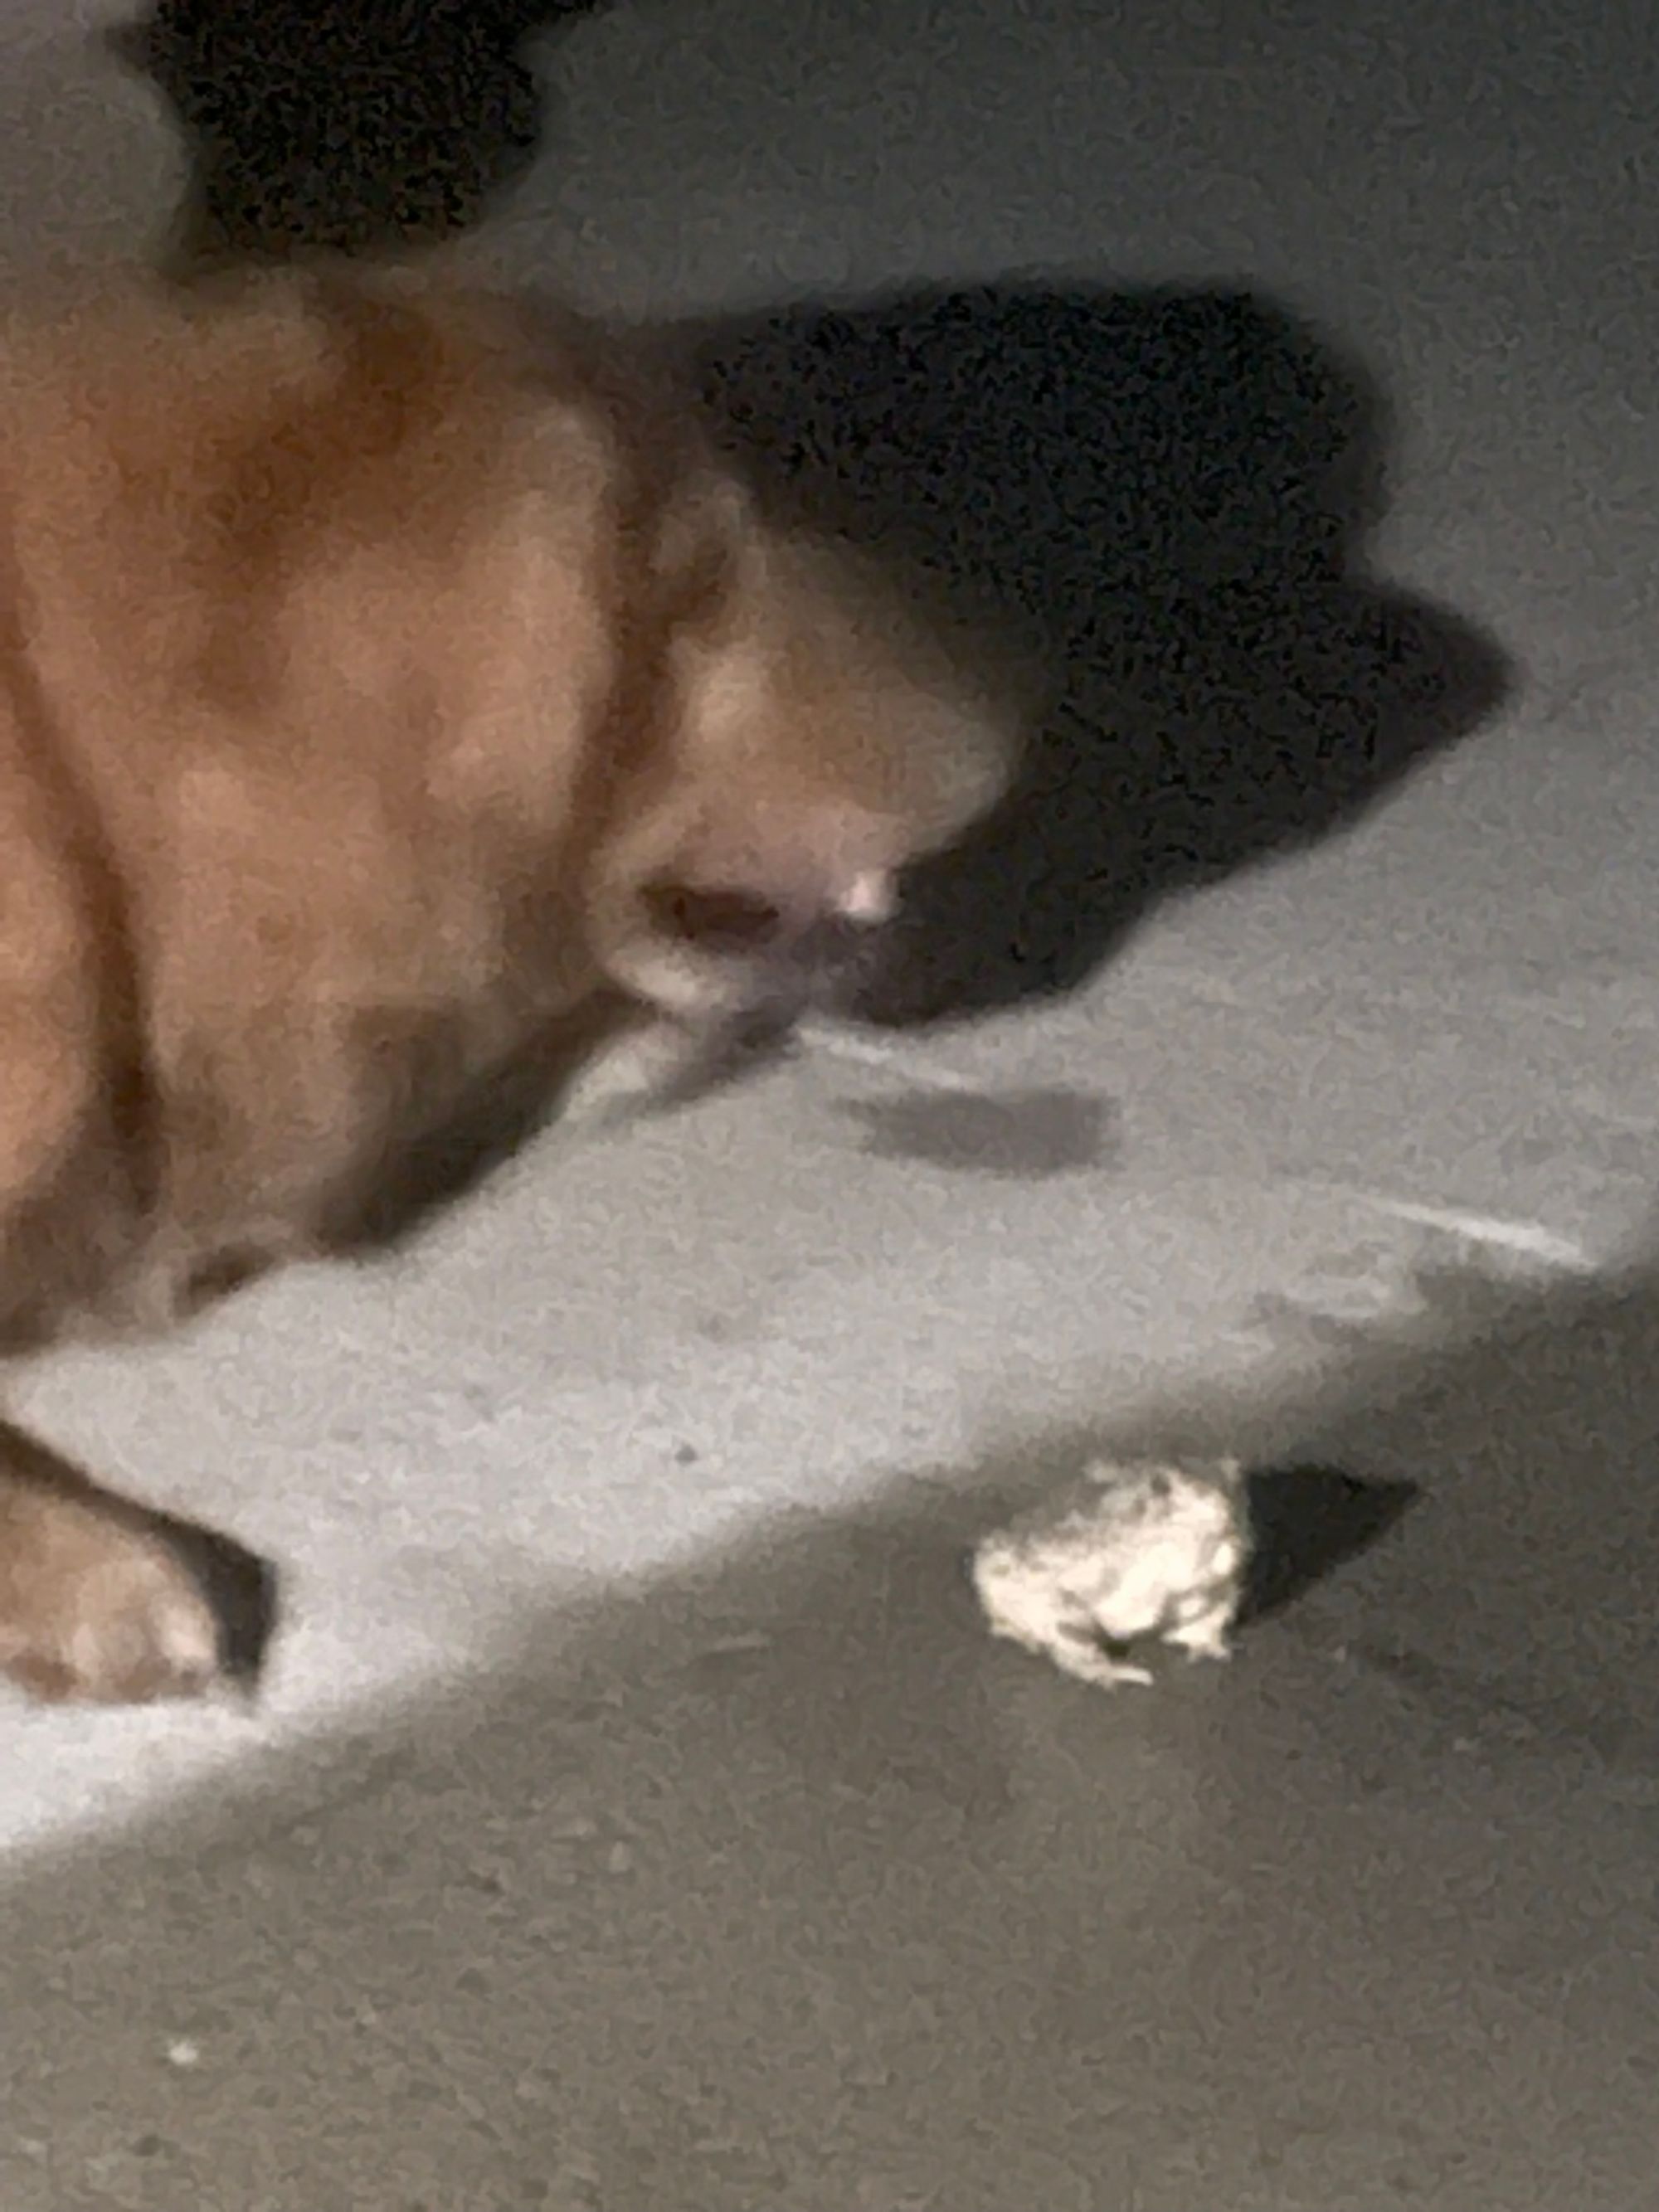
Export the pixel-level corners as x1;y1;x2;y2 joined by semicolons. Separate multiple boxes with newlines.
0;266;1023;1702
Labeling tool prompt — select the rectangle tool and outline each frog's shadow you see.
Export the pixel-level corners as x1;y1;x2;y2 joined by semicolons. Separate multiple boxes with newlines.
1238;1462;1422;1626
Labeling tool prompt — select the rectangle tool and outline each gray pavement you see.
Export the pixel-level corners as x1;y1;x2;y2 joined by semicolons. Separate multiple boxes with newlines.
7;1256;1659;2210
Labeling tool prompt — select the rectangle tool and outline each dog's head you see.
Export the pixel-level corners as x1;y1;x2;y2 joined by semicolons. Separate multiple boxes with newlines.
584;514;1026;1032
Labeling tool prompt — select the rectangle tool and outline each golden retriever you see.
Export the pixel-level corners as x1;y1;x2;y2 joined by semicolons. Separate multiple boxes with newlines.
0;265;1023;1703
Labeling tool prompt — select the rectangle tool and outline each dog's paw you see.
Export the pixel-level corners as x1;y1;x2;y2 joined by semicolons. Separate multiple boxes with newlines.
0;1481;277;1705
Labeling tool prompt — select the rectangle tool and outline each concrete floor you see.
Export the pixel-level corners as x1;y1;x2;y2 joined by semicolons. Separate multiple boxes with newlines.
4;1;1659;2205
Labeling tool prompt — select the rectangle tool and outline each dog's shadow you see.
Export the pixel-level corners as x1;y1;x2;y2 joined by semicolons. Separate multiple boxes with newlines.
674;280;1513;1027
110;10;1510;1026
287;280;1515;1258
106;0;612;264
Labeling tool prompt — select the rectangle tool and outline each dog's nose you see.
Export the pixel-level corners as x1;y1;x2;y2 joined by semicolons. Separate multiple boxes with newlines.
640;882;787;955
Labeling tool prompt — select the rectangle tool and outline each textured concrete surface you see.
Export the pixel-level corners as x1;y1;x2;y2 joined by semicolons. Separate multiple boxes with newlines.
4;1;1659;2205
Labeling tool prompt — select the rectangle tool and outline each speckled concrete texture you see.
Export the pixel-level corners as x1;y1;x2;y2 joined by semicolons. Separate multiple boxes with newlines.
8;1271;1659;2210
3;2;1659;2205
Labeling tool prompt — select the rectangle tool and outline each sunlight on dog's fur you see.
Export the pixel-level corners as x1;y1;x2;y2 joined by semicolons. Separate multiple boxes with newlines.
0;265;1024;1704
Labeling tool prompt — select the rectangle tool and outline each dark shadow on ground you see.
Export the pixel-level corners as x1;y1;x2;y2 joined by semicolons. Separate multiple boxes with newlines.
840;1082;1119;1179
672;280;1514;1025
5;1252;1659;2206
123;275;1512;1254
106;0;611;263
100;30;1516;1037
1240;1463;1422;1626
90;41;1517;1181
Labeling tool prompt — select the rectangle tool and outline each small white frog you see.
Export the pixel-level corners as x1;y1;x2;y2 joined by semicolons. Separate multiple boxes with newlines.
971;1454;1252;1689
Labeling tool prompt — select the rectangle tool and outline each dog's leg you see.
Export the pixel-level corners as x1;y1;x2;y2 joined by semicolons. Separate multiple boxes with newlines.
0;1423;277;1704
